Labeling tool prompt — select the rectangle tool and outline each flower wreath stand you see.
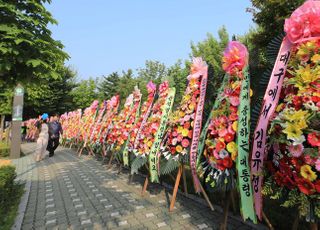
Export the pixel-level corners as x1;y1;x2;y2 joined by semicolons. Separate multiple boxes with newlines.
79;101;107;157
251;2;320;229
198;41;258;229
129;82;175;195
106;88;142;169
156;58;214;211
119;82;157;175
77;100;99;156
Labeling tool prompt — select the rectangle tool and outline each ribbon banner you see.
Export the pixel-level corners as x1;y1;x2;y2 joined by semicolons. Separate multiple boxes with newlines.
250;37;292;220
123;98;142;166
190;72;207;193
149;88;176;182
237;67;256;223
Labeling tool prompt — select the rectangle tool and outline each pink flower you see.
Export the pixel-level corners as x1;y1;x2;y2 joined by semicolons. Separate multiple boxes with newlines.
229;96;240;106
213;149;220;160
90;100;99;109
222;41;248;76
181;139;190;148
316;158;320;172
147;81;156;93
159;81;169;94
288;143;304;157
284;1;320;44
188;57;208;80
184;114;191;122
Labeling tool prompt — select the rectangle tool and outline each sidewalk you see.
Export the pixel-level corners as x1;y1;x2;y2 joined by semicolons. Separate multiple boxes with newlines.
12;143;265;230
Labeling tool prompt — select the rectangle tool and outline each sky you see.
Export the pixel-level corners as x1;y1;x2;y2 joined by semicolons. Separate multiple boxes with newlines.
47;0;255;79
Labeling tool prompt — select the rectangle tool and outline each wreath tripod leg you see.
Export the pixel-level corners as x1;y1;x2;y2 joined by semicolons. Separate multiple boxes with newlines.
169;165;183;212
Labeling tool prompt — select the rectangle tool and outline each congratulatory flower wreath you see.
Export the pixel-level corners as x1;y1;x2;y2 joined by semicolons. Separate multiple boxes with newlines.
159;58;208;180
107;87;142;151
201;41;249;192
263;1;320;220
131;81;171;174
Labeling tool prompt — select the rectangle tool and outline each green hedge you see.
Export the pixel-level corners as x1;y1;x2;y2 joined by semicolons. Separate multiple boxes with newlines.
0;165;24;230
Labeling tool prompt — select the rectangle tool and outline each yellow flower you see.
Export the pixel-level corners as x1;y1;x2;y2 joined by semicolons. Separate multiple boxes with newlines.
300;165;317;181
283;109;309;122
177;126;183;133
176;145;183;153
311;54;320;63
226;141;237;154
250;89;253;97
283;120;307;140
276;103;284;112
147;141;153;147
295;64;320;89
231;150;238;161
232;121;238;132
182;128;189;137
179;111;185;118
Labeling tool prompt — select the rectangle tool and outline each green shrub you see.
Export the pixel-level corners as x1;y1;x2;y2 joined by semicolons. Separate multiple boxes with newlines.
0;165;24;230
0;142;10;158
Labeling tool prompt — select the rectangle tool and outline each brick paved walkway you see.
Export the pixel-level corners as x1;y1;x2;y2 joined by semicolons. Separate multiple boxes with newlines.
12;143;265;230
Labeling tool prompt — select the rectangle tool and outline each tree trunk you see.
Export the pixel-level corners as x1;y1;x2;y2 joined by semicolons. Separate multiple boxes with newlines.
0;115;5;141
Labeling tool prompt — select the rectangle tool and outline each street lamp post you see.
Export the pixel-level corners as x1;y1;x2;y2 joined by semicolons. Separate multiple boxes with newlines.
10;84;24;159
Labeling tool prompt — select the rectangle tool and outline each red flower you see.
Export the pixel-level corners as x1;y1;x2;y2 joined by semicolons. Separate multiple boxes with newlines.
296;178;316;195
224;133;234;143
216;141;226;152
170;147;176;154
184;122;191;129
222;157;233;168
314;180;320;193
307;132;320;147
229;113;238;121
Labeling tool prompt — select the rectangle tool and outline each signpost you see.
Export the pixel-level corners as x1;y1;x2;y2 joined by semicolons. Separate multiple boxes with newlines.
10;84;24;159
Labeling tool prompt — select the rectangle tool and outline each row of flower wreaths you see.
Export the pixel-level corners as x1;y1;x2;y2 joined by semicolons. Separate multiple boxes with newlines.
25;1;320;224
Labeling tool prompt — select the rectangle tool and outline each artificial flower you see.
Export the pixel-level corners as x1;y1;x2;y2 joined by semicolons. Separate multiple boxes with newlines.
307;132;320;147
288;143;304;157
300;165;317;182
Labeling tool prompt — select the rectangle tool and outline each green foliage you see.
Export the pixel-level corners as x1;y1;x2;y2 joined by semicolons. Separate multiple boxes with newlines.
0;141;9;157
159;158;180;175
24;66;77;117
98;72;120;100
130;155;147;175
0;165;24;230
0;0;69;85
248;0;305;49
71;78;99;109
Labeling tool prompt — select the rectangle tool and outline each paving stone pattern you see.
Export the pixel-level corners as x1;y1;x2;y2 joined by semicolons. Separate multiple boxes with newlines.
14;143;264;230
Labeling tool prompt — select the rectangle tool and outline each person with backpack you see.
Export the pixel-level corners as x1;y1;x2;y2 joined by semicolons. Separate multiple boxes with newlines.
47;113;63;157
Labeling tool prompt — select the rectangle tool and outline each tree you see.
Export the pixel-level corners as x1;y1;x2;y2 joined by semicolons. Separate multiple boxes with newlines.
71;78;98;109
0;0;69;85
137;60;168;85
98;72;120;100
166;60;188;107
248;0;304;49
21;66;77;118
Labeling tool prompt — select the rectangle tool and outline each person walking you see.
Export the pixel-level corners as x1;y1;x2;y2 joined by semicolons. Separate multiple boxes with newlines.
47;113;63;157
34;113;49;162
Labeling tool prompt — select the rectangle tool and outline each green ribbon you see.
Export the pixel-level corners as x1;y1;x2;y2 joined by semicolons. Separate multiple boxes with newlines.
236;67;256;223
149;88;176;182
123;98;142;166
196;74;229;171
